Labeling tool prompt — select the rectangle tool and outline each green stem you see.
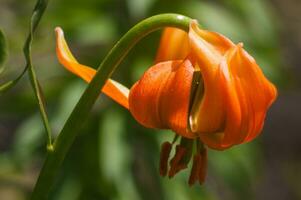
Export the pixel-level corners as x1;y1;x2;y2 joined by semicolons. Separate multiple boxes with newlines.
27;64;53;150
30;13;191;200
24;0;53;149
1;0;52;145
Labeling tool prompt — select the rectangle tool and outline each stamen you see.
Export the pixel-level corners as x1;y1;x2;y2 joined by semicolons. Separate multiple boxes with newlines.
159;142;172;177
198;148;207;185
188;154;202;186
188;140;208;186
168;145;187;178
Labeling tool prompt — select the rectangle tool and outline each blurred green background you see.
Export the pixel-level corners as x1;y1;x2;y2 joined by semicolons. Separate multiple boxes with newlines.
0;0;300;199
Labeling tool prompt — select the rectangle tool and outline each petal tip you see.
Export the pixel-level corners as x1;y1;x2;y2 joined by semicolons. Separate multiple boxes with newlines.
237;42;244;48
55;27;64;40
190;20;199;30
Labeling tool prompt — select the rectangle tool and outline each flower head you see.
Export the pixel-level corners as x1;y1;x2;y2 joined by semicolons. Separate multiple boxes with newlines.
55;20;277;185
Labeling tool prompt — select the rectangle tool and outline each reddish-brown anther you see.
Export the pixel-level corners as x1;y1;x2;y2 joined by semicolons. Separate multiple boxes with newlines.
168;145;188;178
159;142;172;177
198;148;207;184
188;147;207;185
188;154;202;186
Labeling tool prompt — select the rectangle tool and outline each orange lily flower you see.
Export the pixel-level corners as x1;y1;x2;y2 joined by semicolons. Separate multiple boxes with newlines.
55;20;277;185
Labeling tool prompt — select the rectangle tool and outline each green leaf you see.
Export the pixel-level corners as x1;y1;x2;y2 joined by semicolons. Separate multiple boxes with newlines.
0;29;7;75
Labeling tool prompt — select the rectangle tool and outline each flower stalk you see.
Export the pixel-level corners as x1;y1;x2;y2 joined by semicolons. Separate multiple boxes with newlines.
30;14;192;200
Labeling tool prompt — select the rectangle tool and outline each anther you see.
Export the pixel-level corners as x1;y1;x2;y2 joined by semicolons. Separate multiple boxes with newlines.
168;145;187;178
188;154;202;186
198;148;207;185
159;142;172;177
188;141;208;186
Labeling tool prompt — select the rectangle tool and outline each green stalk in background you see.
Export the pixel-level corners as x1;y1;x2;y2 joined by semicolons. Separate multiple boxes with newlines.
24;0;53;149
31;13;192;200
0;0;53;148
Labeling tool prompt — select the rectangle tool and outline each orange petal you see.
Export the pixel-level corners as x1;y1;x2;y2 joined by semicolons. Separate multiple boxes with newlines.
155;28;190;63
187;21;277;149
188;20;234;74
188;21;235;136
230;45;277;143
102;79;130;109
216;48;243;148
129;60;195;138
220;44;277;147
55;27;129;109
198;44;277;150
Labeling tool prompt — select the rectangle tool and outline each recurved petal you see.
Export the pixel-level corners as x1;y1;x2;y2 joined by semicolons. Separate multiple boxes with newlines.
188;20;234;74
188;21;237;136
223;44;277;145
155;27;190;63
199;44;277;149
216;48;243;148
230;45;277;143
55;27;129;109
129;60;195;138
188;21;276;149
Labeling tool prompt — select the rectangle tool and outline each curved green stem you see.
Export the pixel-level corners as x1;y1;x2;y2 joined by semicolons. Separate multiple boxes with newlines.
1;0;53;148
25;0;53;150
30;13;192;200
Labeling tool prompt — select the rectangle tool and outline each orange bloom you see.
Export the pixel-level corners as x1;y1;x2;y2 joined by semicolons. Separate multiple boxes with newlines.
55;20;277;185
